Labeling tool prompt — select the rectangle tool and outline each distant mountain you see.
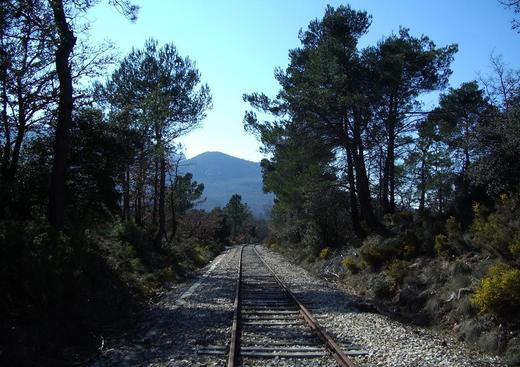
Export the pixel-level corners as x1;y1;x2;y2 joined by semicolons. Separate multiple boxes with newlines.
181;152;274;217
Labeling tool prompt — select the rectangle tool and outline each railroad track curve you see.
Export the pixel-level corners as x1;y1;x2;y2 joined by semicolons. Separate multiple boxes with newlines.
226;244;360;367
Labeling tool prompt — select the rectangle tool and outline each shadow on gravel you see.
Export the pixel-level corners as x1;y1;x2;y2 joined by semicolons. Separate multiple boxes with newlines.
93;272;236;366
292;284;432;328
94;249;382;366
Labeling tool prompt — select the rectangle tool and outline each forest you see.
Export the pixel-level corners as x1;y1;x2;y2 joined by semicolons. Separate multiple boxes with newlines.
244;3;520;364
0;0;260;364
1;0;520;366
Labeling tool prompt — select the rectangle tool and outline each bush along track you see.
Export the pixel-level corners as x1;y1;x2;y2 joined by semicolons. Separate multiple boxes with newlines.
91;246;241;366
261;244;507;366
261;198;520;366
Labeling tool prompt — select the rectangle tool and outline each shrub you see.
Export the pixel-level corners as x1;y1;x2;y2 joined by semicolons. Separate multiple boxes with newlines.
118;221;155;264
360;234;416;267
373;275;395;299
359;235;386;267
510;241;520;262
434;233;450;256
385;260;409;284
435;216;465;257
445;216;462;239
319;247;331;259
156;266;176;283
471;199;520;259
505;337;520;366
301;223;321;255
360;243;386;267
400;230;419;258
382;213;395;226
471;262;520;318
399;210;414;222
342;256;358;273
142;273;160;295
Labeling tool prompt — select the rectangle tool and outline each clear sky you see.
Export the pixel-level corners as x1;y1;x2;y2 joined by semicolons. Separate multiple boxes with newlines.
87;0;520;162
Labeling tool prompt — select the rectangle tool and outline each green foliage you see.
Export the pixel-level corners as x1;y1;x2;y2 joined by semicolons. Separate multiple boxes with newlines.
446;216;461;238
400;230;419;258
119;221;155;265
319;247;331;259
68;108;131;222
386;260;409;284
0;219;144;363
471;199;520;258
435;216;466;257
171;173;204;215
510;241;520;262
157;266;176;283
342;256;358;274
360;238;387;268
224;194;252;241
299;222;320;254
434;233;450;256
470;76;520;196
360;234;419;268
472;263;520;318
373;275;396;299
434;82;492;172
142;273;161;295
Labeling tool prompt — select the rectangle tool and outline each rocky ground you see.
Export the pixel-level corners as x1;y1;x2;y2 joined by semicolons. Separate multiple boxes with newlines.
90;245;506;366
91;246;240;367
256;245;506;367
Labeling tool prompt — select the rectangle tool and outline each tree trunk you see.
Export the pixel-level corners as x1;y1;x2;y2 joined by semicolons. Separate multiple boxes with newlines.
134;150;146;226
351;108;378;231
377;146;383;218
438;187;443;215
168;166;180;240
388;129;396;213
123;166;130;221
48;0;76;230
154;155;166;249
135;185;142;225
1;57;10;218
7;84;26;181
1;58;9;181
134;185;140;225
353;149;377;229
345;145;363;237
419;155;426;213
383;101;396;214
170;205;177;240
463;147;470;174
382;150;390;213
152;155;158;225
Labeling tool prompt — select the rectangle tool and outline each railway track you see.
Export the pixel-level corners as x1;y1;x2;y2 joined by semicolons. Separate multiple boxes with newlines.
226;245;360;367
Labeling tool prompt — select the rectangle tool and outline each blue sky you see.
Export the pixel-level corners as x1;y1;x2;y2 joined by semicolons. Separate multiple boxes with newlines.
87;0;520;162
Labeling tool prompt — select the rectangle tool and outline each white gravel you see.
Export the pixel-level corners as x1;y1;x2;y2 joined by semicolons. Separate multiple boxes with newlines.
239;245;338;367
256;245;506;367
91;246;240;367
90;245;506;367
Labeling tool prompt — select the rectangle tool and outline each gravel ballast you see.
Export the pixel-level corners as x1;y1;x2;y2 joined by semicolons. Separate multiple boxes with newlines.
255;245;506;367
91;246;240;367
91;244;506;366
238;245;339;367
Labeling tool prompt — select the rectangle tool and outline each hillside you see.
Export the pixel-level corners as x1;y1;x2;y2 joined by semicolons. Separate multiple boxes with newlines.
182;152;274;217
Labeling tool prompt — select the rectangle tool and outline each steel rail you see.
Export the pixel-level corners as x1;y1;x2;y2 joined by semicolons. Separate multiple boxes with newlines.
252;245;357;367
226;245;244;367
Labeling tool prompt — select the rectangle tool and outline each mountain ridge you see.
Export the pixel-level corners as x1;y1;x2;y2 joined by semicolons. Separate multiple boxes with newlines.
181;151;273;217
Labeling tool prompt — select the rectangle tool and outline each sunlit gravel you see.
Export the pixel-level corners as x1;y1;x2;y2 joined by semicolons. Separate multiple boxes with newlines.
256;245;506;367
91;244;506;367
